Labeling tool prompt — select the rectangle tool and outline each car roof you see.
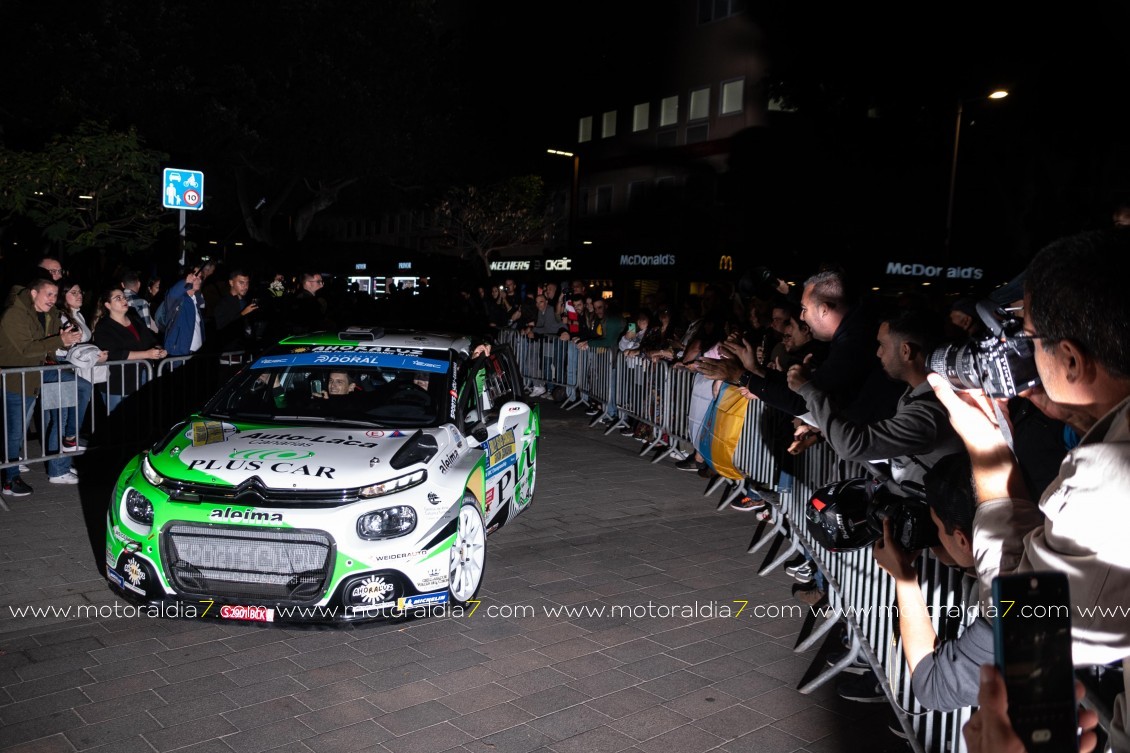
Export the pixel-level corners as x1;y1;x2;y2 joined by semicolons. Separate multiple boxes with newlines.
278;327;473;355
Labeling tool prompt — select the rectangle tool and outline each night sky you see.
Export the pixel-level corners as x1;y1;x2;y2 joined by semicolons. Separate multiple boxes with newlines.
1;1;1127;278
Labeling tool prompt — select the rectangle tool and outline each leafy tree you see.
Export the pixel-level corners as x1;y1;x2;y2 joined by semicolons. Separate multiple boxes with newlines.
431;176;549;275
0;121;168;255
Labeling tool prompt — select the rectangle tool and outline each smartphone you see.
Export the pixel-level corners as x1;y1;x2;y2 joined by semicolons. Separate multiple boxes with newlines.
628;323;637;333
992;572;1078;752
310;379;323;395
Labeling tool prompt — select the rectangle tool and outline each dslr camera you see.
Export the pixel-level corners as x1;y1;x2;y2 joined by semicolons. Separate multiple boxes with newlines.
928;300;1041;398
866;483;939;551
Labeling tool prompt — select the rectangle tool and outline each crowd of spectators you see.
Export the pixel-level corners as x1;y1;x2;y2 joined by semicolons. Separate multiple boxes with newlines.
499;232;1129;749
1;225;1127;747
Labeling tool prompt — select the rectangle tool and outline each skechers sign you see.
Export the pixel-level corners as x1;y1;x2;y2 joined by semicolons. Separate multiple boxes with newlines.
489;257;571;272
885;262;984;280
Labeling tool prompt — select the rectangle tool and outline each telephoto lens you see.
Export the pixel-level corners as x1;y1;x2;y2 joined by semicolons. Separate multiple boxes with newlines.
927;342;983;391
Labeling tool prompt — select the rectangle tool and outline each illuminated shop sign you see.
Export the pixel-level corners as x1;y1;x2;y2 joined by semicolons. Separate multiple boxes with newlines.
885;262;984;280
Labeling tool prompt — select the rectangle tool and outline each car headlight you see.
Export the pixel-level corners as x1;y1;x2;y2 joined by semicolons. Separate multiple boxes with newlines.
357;506;417;540
359;469;426;498
124;489;154;526
140;454;164;486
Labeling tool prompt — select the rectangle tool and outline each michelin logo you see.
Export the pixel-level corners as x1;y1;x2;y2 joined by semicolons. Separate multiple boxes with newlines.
398;591;449;609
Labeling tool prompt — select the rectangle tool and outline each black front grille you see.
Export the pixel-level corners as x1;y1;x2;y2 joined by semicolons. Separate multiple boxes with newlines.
163;523;334;603
159;477;360;507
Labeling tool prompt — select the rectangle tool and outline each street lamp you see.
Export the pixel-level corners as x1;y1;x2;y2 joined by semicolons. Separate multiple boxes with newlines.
945;89;1008;262
547;149;579;252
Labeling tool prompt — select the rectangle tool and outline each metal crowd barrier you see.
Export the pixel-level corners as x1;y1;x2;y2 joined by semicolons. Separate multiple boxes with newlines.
0;352;251;490
499;329;978;753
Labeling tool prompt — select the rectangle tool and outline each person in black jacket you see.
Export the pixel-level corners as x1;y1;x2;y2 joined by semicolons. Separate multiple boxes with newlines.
91;288;165;413
699;269;902;424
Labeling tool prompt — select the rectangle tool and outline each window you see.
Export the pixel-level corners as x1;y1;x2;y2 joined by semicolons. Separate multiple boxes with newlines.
602;110;617;139
698;0;743;23
632;103;650;132
689;87;710;121
721;79;743;115
579;187;590;217
659;96;678;127
657;130;678;149
595;186;613;215
687;124;709;144
628;181;650;210
578;116;593;143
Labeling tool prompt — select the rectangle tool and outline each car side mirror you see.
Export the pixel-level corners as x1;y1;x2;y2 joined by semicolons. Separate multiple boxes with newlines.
471;426;489;443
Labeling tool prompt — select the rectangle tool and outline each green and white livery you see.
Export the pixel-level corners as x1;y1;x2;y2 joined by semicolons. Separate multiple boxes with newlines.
104;328;538;623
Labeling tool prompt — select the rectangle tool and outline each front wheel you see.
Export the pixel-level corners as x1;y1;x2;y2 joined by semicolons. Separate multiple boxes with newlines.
449;495;486;605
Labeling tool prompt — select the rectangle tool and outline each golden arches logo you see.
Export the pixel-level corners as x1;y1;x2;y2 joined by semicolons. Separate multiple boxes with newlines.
719;255;733;271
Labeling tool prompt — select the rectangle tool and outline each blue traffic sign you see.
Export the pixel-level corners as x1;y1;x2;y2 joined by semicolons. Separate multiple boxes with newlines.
162;168;205;211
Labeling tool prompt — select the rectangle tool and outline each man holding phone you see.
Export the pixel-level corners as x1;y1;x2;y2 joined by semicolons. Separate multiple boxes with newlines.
930;230;1130;750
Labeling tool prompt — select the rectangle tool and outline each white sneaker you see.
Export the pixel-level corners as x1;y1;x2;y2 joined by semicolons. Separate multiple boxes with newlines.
49;471;79;485
18;464;30;473
669;449;689;461
528;385;546;397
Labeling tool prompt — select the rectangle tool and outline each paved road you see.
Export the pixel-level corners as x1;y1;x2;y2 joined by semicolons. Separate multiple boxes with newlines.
0;402;906;753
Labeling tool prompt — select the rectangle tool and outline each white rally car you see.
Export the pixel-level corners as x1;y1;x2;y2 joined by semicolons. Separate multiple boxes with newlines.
103;327;538;623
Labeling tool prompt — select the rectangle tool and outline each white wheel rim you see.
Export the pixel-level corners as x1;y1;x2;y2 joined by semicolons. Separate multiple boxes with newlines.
450;504;485;601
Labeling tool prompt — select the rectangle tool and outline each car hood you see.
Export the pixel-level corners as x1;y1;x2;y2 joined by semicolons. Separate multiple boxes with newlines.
150;418;460;490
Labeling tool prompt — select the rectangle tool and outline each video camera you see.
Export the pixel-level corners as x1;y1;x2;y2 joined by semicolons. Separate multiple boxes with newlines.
927;300;1041;399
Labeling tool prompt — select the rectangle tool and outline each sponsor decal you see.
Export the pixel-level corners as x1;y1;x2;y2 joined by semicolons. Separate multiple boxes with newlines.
188;421;238;446
105;546;115;571
112;526;141;552
398;591;449;609
188;458;336;478
427;492;441;506
352;575;395;605
107;567;145;595
545;257;571;271
438;448;459;474
219;604;274;622
124;558;146;587
369;457;380;467
252;351;450;372
506;406;522;413
489;466;516;509
369;550;427;562
885;262;984;280
365;431;385;438
242;432;378;449
210;507;284;523
619;253;677;266
416;575;448;589
486;430;516;466
486;453;516;479
389;430;406;438
311;345;424;355
229;449;315;461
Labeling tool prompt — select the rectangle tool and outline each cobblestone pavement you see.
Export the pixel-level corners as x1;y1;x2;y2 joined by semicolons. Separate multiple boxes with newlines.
0;401;907;753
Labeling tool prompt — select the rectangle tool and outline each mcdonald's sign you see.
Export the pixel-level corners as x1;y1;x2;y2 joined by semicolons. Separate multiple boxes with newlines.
718;255;733;271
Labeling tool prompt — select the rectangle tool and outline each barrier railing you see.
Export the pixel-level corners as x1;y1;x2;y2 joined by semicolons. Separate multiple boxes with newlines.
1;351;251;482
498;330;978;753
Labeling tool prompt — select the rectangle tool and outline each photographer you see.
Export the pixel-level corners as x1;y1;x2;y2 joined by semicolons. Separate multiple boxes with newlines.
929;230;1130;750
873;452;993;711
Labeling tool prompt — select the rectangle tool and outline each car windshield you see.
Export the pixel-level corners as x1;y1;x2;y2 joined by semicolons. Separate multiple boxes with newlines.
206;346;455;427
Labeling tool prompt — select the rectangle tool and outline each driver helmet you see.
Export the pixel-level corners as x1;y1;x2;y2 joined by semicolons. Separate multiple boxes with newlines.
804;477;882;551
